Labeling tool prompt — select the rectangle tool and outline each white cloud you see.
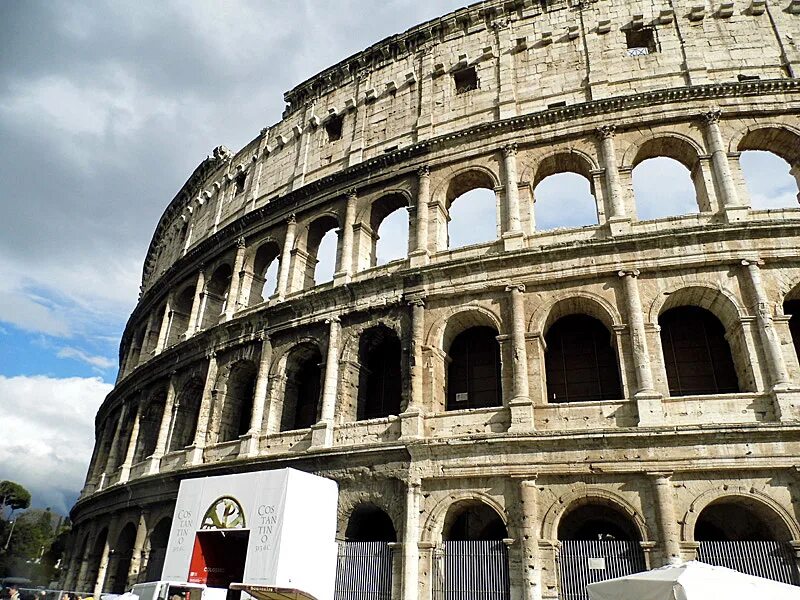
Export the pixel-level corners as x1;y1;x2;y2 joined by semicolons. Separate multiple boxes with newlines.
57;346;115;371
0;375;111;514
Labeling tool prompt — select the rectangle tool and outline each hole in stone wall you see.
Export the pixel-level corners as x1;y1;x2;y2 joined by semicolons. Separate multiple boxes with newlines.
325;114;343;142
625;27;657;56
740;150;799;210
234;171;247;195
453;66;479;94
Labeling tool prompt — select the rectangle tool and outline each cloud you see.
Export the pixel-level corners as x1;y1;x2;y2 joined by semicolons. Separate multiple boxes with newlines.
0;375;111;514
57;347;115;371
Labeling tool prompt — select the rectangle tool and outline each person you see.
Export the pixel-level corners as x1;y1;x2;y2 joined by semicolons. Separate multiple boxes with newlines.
7;586;20;600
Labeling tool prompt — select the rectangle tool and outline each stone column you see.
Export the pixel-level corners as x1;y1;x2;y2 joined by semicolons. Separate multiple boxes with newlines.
518;478;542;600
187;269;206;336
189;352;218;465
118;401;145;483
312;317;341;448
276;216;297;300
402;477;422;600
102;404;129;482
243;335;272;457
502;144;525;250
75;525;96;592
148;375;177;474
126;512;149;587
702;110;747;222
154;293;173;354
596;126;629;235
401;296;426;439
507;284;533;432
740;260;798;419
93;531;113;597
334;190;357;284
650;472;682;565
618;269;663;425
225;237;247;320
410;167;431;267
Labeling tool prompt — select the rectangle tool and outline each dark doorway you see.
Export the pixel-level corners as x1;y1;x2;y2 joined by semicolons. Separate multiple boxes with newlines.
146;518;172;581
282;344;323;431
111;523;137;593
447;326;502;410
358;326;402;420
784;300;800;362
188;530;248;588
659;306;739;396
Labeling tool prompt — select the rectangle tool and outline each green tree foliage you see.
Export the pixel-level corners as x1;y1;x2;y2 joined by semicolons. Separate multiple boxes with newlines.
0;481;31;517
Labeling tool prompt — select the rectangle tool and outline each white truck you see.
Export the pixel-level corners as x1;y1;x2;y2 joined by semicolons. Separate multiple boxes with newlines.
130;581;227;600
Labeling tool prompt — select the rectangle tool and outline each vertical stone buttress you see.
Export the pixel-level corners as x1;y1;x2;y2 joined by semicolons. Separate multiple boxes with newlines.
401;296;426;439
226;236;247;320
335;190;358;283
650;472;682;565
410;166;430;267
596;126;628;234
502;144;525;251
277;216;297;300
190;352;218;465
702;110;747;222
507;284;533;432
518;478;542;600
187;269;206;336
403;478;422;600
312;317;341;448
149;375;177;474
244;335;273;457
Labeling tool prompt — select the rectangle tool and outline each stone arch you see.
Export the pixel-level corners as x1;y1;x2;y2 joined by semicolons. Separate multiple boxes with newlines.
364;190;412;268
428;305;503;352
646;283;745;331
168;375;204;451
529;150;600;230
422;491;508;543
529;292;621;336
166;280;197;346
84;526;109;592
434;165;501;206
303;213;341;287
279;340;324;431
216;358;258;442
200;262;234;329
343;502;398;542
730;123;800;165
246;238;282;305
134;385;168;462
682;486;800;542
622;132;706;169
144;516;172;581
435;166;501;250
110;520;138;593
529;149;598;188
541;487;651;542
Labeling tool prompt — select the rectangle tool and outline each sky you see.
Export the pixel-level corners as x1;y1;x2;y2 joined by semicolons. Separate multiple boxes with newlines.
0;1;797;516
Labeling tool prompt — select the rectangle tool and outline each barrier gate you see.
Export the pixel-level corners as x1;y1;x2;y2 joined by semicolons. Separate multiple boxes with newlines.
433;540;511;600
558;540;647;600
697;540;799;586
334;541;393;600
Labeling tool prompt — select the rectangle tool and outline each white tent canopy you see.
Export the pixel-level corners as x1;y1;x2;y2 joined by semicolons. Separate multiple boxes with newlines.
586;561;800;600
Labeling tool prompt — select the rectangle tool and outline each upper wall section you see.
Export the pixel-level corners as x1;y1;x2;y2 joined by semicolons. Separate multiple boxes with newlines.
141;0;800;291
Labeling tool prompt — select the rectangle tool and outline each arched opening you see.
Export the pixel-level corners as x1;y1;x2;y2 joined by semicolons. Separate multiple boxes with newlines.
166;284;195;346
134;390;166;462
248;242;281;305
109;405;138;472
545;314;622;403
659;306;740;396
307;215;339;287
632;138;706;220
84;527;108;592
371;194;409;266
738;127;800;209
357;325;402;420
145;517;172;581
335;505;396;600
740;151;799;210
437;501;510;600
91;412;119;480
110;522;137;593
345;504;397;542
200;263;233;329
783;298;800;362
143;304;165;356
447;326;502;411
168;377;204;452
127;325;147;372
533;154;598;230
446;171;497;249
281;343;323;431
695;498;798;584
217;360;257;443
557;501;646;600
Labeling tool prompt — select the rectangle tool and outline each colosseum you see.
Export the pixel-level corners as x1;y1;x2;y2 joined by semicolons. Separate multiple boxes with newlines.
64;1;800;599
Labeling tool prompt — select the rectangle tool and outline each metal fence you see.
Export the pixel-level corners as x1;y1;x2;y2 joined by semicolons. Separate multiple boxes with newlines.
334;541;393;600
558;540;647;600
697;540;799;585
432;540;511;600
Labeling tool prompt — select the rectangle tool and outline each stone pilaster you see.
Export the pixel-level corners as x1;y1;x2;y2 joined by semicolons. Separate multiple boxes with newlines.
596;126;629;235
118;400;144;483
410;167;431;267
507;284;533;432
650;472;682;565
401;296;426;439
502;144;525;250
153;292;173;354
126;512;149;587
225;236;247;320
402;477;422;600
618;269;663;425
101;404;129;483
312;317;341;448
702;110;747;222
518;478;542;600
276;215;297;300
242;335;272;457
334;190;357;284
93;529;113;597
189;352;218;464
148;375;177;474
187;269;206;336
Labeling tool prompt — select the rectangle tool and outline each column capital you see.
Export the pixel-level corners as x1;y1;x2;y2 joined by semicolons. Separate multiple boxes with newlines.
417;165;431;178
741;258;764;267
502;142;518;158
236;236;246;249
647;470;674;479
505;283;526;293
286;214;296;225
256;331;271;343
701;109;722;125
596;125;617;139
618;268;641;278
345;188;358;200
325;315;341;325
407;293;426;307
205;350;216;360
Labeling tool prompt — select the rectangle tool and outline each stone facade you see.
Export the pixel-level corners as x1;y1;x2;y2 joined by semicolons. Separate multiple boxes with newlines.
66;1;800;599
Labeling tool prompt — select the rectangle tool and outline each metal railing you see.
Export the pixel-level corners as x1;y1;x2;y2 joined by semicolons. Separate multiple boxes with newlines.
558;540;647;600
697;540;799;585
433;540;510;600
334;541;393;600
